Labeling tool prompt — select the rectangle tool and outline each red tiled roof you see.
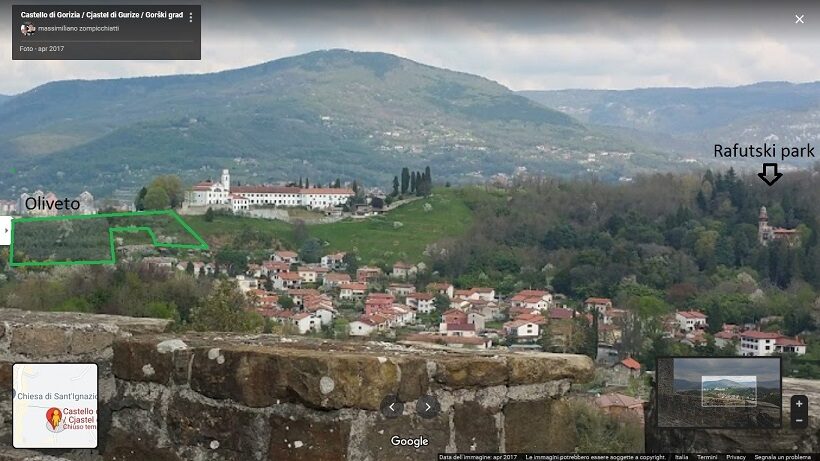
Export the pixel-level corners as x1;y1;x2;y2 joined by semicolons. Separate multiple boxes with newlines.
740;330;781;340
620;357;641;370
548;308;574;320
677;310;707;319
585;297;612;304
409;292;435;300
714;331;736;340
428;283;452;290
275;250;299;258
367;293;395;299
325;273;351;281
233;186;301;194
511;290;549;301
340;282;368;291
775;336;805;346
263;261;290;270
301;188;355;195
515;313;546;324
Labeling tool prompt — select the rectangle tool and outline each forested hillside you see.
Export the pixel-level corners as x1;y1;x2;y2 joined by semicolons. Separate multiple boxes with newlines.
432;167;820;374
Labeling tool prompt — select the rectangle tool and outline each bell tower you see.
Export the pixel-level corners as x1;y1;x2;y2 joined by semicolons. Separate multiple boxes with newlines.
758;206;769;244
221;169;231;191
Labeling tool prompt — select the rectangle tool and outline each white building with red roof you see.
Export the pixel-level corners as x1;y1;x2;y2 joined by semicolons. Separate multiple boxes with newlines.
272;250;300;264
188;169;354;211
321;252;347;270
439;322;477;337
323;272;351;289
228;194;249;213
406;292;435;314
740;330;806;356
339;282;368;300
675;310;708;332
584;297;613;314
503;320;540;338
511;290;553;310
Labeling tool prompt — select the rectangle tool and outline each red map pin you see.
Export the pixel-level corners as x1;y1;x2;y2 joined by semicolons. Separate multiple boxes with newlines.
46;407;62;430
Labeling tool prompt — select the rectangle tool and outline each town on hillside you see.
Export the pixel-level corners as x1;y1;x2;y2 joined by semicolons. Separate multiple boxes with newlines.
1;168;815;426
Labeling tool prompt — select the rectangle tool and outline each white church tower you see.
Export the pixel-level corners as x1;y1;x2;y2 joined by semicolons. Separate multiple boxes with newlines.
221;169;231;191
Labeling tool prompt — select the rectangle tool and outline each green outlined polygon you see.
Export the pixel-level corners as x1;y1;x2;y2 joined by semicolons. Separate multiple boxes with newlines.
9;210;208;267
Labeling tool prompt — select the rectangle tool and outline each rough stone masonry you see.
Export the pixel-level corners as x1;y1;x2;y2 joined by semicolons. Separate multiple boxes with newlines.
0;309;594;461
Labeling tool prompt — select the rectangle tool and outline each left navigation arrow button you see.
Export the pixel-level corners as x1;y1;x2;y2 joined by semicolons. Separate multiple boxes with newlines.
0;216;11;246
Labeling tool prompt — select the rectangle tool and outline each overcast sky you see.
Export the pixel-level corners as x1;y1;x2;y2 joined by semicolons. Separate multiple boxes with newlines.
2;0;819;95
674;358;780;384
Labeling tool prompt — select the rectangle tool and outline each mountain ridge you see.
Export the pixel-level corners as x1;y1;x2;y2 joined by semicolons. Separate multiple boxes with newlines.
0;49;665;197
519;82;820;156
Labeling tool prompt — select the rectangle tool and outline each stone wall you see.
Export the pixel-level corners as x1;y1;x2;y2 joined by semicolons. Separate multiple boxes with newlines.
0;309;594;461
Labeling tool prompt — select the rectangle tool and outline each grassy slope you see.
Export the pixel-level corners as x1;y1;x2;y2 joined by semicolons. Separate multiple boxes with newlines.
184;188;473;264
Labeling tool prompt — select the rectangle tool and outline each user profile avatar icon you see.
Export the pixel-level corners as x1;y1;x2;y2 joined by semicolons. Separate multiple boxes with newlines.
21;22;36;36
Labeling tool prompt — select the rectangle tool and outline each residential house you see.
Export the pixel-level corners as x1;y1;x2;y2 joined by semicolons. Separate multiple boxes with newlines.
365;293;396;316
470;287;496;302
510;290;553;311
297;266;320;284
392;261;416;279
406;292;435;314
349;314;390;336
287;289;320;308
272;250;299;265
323;272;351;289
348;317;378;336
339;282;367;301
467;311;486;332
740;330;806;356
514;312;546;326
263;260;290;275
584;297;613;315
427;282;454;299
547;307;575;322
596;393;645;424
356;266;382;283
307;305;336;327
503;320;540;338
387;283;416;297
442;309;468;325
675;310;708;332
607;357;641;386
275;271;302;290
440;322;477;337
390;304;416;326
320;252;346;270
602;307;627;325
468;300;502;320
176;261;214;277
141;257;177;271
291;312;321;334
234;275;259;293
598;323;623;345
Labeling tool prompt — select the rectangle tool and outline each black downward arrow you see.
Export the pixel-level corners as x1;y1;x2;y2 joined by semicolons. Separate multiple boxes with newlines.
758;163;783;186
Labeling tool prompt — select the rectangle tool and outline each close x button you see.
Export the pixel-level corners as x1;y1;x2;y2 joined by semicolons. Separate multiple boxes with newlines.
791;394;809;429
